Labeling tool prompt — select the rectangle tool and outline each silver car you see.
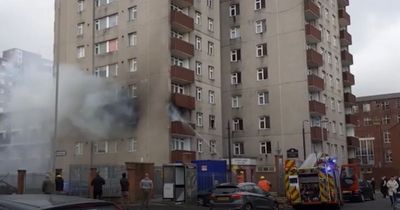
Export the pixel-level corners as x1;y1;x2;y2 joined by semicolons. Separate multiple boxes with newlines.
209;182;278;210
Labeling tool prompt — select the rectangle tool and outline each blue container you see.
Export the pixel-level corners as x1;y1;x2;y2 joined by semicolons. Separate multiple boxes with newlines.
192;160;227;193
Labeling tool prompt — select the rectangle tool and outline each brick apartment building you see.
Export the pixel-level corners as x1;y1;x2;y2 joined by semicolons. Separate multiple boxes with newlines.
354;93;400;178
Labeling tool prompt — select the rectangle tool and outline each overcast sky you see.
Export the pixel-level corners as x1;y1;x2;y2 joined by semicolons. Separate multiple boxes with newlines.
0;0;399;97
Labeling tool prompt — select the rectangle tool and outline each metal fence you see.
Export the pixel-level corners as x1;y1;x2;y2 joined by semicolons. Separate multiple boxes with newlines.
0;172;46;194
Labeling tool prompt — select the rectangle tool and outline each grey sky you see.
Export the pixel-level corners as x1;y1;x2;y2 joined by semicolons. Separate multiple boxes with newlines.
0;0;399;97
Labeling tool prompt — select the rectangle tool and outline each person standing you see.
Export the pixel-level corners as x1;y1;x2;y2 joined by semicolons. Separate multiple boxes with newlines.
91;172;106;199
381;176;388;198
42;174;54;194
236;171;245;184
257;176;271;193
140;173;153;210
55;174;64;192
387;176;399;206
370;177;375;194
120;173;130;208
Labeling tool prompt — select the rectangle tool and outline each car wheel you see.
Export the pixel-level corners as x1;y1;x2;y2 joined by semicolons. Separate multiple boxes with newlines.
244;203;253;210
197;197;204;206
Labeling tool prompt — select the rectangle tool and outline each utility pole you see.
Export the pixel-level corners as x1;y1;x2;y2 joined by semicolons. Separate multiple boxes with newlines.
302;120;309;160
227;121;232;183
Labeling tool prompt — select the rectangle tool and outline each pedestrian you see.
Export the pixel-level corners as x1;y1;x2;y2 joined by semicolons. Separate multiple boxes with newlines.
370;177;375;194
387;176;399;206
257;176;271;193
55;174;64;192
120;172;130;208
139;173;153;210
381;176;388;198
91;171;106;199
236;171;245;184
42;174;54;194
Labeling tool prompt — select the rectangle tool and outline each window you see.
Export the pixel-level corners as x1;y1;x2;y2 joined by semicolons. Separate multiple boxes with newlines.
128;32;137;46
337;100;342;112
94;141;117;154
363;117;372;126
332;121;336;133
383;115;391;125
128;6;137;21
197;112;203;127
232;95;241;108
333;35;337;47
231;72;241;85
336;78;340;91
77;46;85;58
78;0;84;12
208;18;214;31
353;105;359;113
233;118;244;131
256;43;267;57
172;138;185;151
207;0;213;8
257;67;268;80
208;65;215;80
197;139;203;153
385;149;393;163
260;141;272;154
195;61;202;75
171;56;183;67
128;58;137;72
209;90;215;104
324;8;329;19
127;137;137;152
230;4;240;16
259;116;270;129
210;140;216;153
172;83;184;94
208;42;214;56
230;26;240;39
195;11;201;25
196;87;202;101
230;49;241;62
397;114;400;123
95;39;118;54
383;101;390;110
195;36;202;50
74;142;84;155
77;23;84;36
255;19;266;33
363;103;371;112
258;92;269;105
234;142;244;155
94;63;118;78
331;98;335;111
339;123;344;135
95;0;115;7
95;14;118;30
255;0;266;10
384;131;391;143
128;84;137;98
209;115;216;129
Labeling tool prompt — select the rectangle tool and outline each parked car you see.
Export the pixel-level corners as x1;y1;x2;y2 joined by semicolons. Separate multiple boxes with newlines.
342;179;374;202
209;182;278;210
0;194;122;210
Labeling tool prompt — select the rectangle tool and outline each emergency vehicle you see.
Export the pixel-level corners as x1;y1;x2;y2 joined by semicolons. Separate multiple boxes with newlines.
285;153;342;210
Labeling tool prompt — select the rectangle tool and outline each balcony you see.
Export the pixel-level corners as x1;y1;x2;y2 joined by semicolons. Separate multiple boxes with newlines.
171;66;194;84
342;71;355;87
310;127;328;143
309;100;326;116
170;37;194;59
341;50;354;66
171;11;194;33
171;93;195;110
339;9;351;27
347;136;359;149
307;49;323;68
305;24;322;44
308;74;324;92
304;0;320;21
338;0;349;9
345;114;358;126
171;150;196;163
340;30;352;46
171;121;195;136
344;92;356;107
348;158;360;164
171;0;193;8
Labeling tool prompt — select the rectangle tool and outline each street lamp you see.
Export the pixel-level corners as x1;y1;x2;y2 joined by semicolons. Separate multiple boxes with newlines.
302;120;309;160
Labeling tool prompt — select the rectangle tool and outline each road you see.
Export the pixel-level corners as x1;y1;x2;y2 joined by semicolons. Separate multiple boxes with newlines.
127;194;393;210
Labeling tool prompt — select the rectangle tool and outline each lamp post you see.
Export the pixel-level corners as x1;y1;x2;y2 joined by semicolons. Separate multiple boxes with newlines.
227;121;232;183
302;120;309;160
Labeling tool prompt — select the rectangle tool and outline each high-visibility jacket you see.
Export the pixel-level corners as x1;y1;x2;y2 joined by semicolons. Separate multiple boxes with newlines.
258;179;271;192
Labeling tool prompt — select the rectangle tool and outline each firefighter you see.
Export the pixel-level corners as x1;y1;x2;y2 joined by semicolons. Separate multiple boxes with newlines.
258;176;271;193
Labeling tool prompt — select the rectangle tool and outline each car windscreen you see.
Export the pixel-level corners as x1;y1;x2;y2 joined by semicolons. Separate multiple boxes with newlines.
213;186;238;194
46;203;119;210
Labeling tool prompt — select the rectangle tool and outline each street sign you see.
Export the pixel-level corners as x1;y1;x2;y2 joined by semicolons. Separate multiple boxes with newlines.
55;150;67;156
287;148;299;159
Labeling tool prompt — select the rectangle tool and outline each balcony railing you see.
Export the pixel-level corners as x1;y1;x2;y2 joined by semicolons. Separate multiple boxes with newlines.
171;0;193;8
342;71;355;87
171;10;194;33
170;37;194;59
344;92;356;106
310;126;328;143
309;100;326;116
306;24;322;44
341;50;354;66
339;9;351;27
308;74;324;92
304;0;320;21
171;121;195;136
340;30;352;46
347;136;359;148
170;150;196;163
171;93;195;110
307;49;323;68
171;65;194;84
338;0;349;9
345;114;357;125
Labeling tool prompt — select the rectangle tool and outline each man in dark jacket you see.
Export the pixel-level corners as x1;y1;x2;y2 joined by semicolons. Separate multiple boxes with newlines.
91;172;106;199
42;174;54;194
120;173;130;207
55;174;64;192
